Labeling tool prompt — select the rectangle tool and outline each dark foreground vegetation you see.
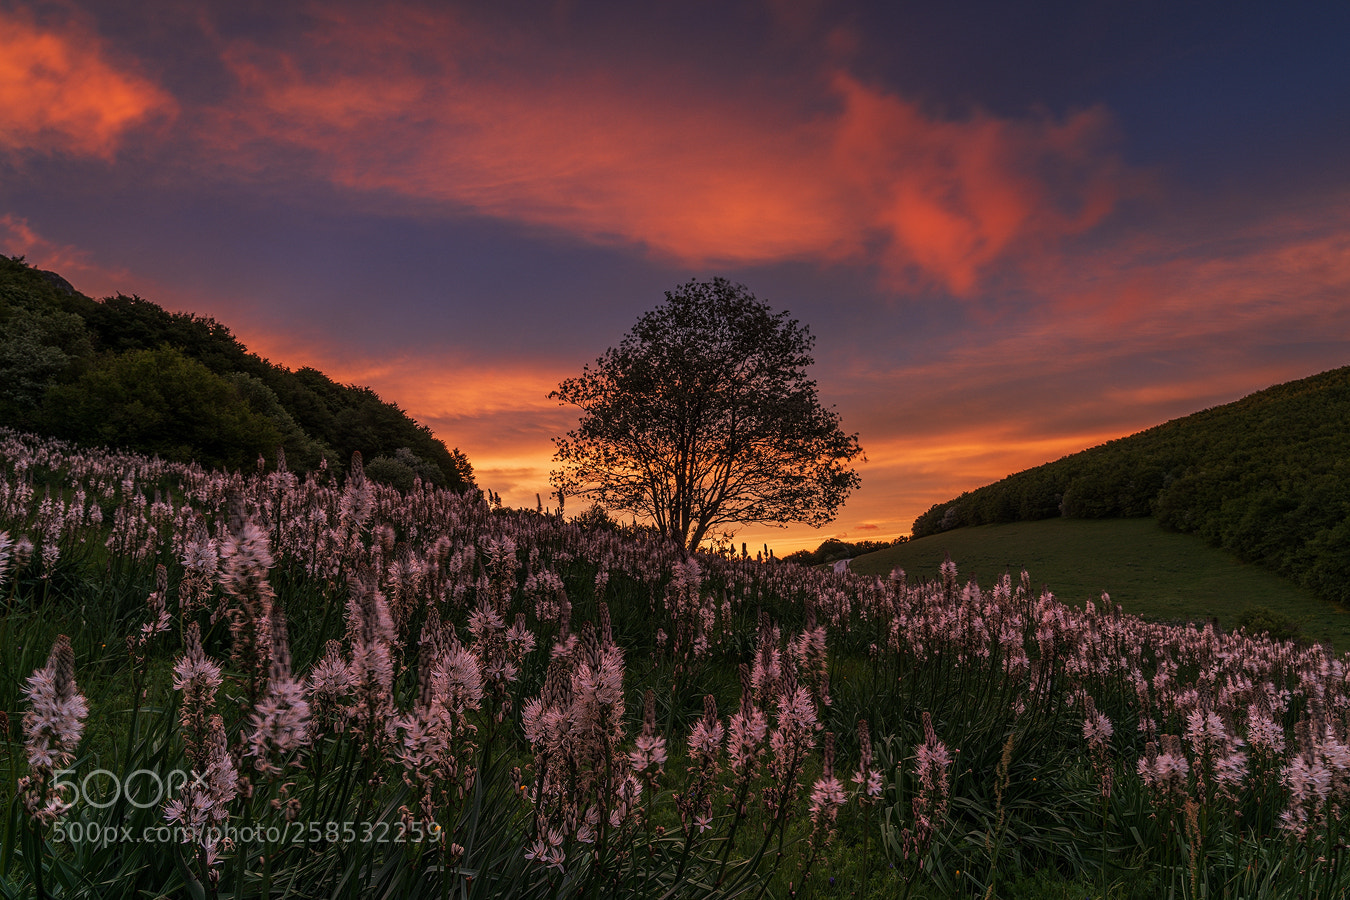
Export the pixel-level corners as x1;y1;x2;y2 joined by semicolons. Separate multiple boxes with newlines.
911;365;1350;605
4;430;1350;899
0;255;472;490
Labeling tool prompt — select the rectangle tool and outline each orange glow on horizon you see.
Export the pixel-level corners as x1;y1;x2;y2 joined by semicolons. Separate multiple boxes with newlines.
230;326;1173;554
183;192;1350;555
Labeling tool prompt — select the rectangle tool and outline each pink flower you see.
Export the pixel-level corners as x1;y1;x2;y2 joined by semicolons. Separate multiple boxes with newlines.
181;524;218;574
853;719;882;801
1245;705;1286;758
164;715;237;883
630;733;668;775
219;518;274;598
395;626;484;819
0;531;14;587
173;631;224;694
630;691;668;778
809;733;846;847
524;828;567;872
1083;712;1114;749
727;706;768;777
345;571;396;751
247;616;312;778
764;684;818;818
688;716;725;766
308;640;354;727
1138;734;1190;807
19;636;89;824
22;637;87;768
1185;708;1228;756
808;775;846;826
217;507;275;689
900;712;952;860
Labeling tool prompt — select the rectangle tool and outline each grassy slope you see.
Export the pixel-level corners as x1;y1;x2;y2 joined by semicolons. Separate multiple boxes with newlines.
848;517;1350;652
908;364;1350;606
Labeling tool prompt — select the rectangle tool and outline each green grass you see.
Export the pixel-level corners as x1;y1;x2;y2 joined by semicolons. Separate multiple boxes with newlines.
848;517;1350;652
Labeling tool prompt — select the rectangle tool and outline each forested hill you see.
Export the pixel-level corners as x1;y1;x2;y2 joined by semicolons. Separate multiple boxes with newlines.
911;365;1350;604
0;255;474;490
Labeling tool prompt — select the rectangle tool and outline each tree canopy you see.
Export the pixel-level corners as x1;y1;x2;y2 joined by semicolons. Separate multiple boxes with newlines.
42;347;282;471
550;278;862;550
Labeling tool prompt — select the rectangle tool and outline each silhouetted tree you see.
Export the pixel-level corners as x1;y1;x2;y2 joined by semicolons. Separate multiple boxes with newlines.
551;278;862;550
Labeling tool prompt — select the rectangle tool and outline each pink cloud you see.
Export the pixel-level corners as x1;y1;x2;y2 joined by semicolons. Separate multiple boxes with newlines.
0;8;175;159
827;75;1125;292
204;6;1132;294
0;214;134;295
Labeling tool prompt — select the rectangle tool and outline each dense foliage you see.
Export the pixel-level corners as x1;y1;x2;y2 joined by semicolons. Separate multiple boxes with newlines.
4;430;1350;899
912;365;1350;604
0;255;473;490
552;278;862;550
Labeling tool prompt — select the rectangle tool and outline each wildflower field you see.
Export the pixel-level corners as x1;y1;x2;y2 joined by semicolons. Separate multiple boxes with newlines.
2;428;1348;899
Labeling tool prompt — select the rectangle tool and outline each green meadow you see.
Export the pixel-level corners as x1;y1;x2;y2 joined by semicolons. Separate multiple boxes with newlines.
848;517;1350;652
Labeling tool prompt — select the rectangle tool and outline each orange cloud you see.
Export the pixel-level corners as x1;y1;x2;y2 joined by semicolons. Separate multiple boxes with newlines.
828;75;1123;292
0;8;175;158
1031;199;1350;344
209;8;1130;293
0;214;134;294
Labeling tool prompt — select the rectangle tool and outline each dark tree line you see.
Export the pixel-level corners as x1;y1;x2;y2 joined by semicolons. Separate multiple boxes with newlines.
781;536;905;567
0;255;473;488
912;365;1350;605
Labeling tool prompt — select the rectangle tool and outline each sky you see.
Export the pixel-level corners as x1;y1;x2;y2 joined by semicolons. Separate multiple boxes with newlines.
3;0;1349;554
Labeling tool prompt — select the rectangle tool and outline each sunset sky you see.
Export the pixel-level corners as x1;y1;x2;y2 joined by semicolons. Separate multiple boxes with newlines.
3;0;1349;553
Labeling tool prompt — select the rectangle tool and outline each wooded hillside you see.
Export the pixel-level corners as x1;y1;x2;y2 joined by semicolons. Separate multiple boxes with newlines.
0;255;473;489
